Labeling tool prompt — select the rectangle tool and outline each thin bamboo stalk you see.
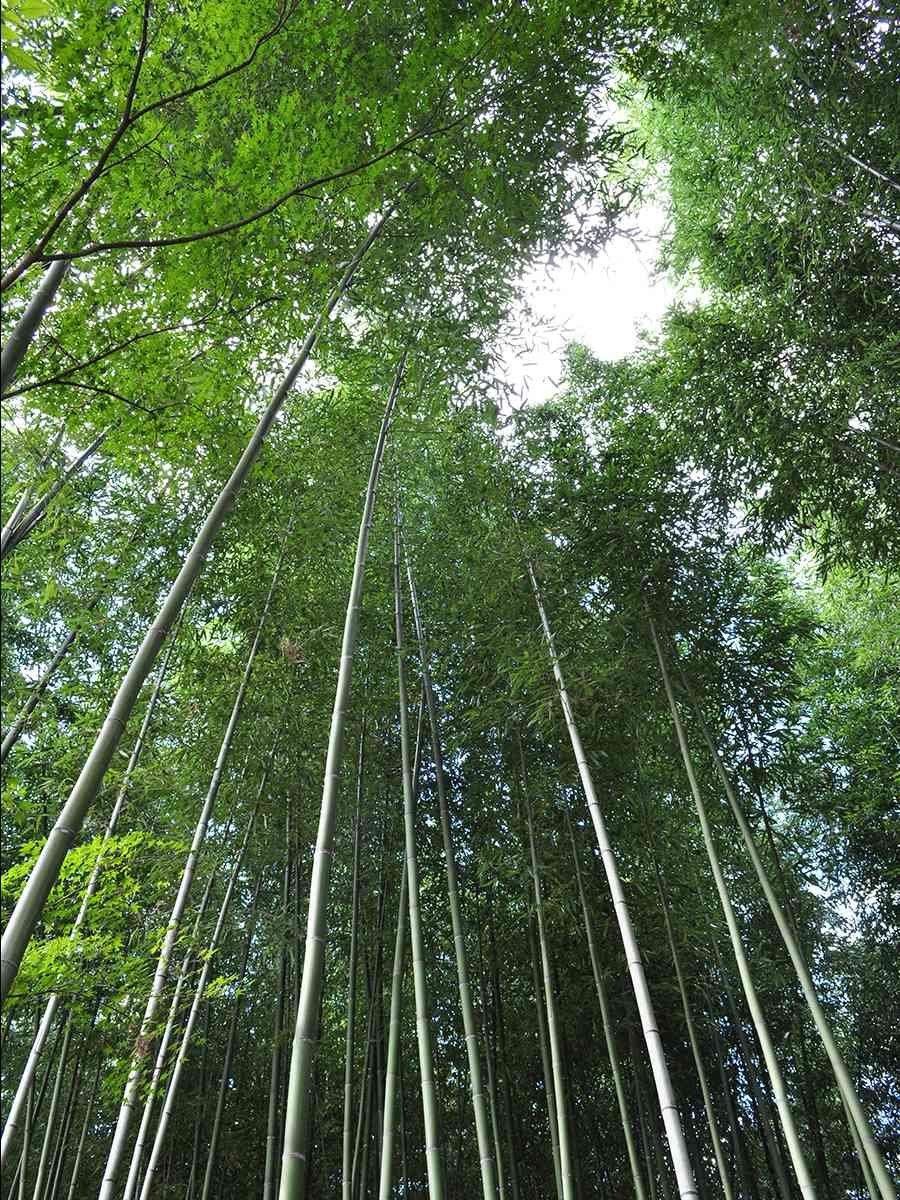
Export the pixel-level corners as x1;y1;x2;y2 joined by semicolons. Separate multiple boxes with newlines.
263;825;293;1200
392;509;446;1200
200;872;265;1200
527;914;563;1200
63;1057;100;1200
378;860;408;1200
404;547;498;1199
343;734;365;1200
98;534;287;1200
681;673;894;1200
137;794;266;1200
527;564;698;1199
0;261;70;395
654;875;735;1200
278;355;404;1199
522;784;575;1200
566;812;647;1200
648;615;816;1200
1;603;185;1167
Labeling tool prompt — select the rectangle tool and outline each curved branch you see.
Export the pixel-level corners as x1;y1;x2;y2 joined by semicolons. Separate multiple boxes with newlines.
38;118;463;265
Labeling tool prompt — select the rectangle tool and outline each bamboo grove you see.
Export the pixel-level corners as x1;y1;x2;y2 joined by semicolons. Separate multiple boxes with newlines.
1;2;898;1199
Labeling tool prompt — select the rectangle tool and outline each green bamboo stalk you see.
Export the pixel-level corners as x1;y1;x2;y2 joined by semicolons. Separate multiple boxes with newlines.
0;261;69;395
121;832;234;1200
648;615;816;1200
521;783;576;1200
404;546;498;1200
264;823;293;1200
28;1014;73;1200
654;876;734;1200
1;202;398;1005
527;914;563;1200
137;794;266;1200
527;564;698;1200
566;812;647;1200
0;424;64;557
278;355;404;1200
98;536;287;1200
1;602;186;1168
200;873;265;1200
63;1058;100;1200
378;859;408;1200
681;673;894;1200
342;732;364;1200
392;509;446;1200
1;425;110;560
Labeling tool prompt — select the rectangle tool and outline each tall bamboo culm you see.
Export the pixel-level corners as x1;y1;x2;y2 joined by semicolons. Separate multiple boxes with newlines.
648;613;817;1200
277;356;404;1200
405;547;498;1200
98;536;289;1200
526;562;698;1200
678;670;894;1200
392;510;446;1200
1;606;186;1169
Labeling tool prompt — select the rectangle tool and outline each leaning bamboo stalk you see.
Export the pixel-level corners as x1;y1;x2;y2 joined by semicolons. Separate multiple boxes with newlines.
63;1057;100;1200
405;547;497;1200
120;827;236;1200
1;200;399;1004
29;1016;75;1200
136;796;266;1200
566;812;647;1200
278;354;405;1199
1;608;184;1167
522;784;576;1200
654;873;734;1200
1;425;110;561
527;914;563;1200
526;563;698;1200
0;261;70;396
199;873;265;1200
680;672;894;1200
1;508;158;762
263;826;293;1200
98;540;287;1200
0;424;65;557
647;614;816;1200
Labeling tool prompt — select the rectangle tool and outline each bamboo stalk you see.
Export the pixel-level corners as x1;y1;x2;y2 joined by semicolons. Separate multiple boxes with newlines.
392;507;446;1200
405;546;497;1200
680;671;894;1200
527;563;698;1199
648;614;816;1200
278;355;405;1199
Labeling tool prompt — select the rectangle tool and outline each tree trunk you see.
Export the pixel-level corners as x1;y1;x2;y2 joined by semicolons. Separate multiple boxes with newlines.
682;673;893;1199
527;914;563;1200
343;738;364;1200
200;873;265;1200
278;354;404;1199
655;875;735;1200
521;780;575;1200
378;860;408;1200
137;795;266;1200
0;203;397;1003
